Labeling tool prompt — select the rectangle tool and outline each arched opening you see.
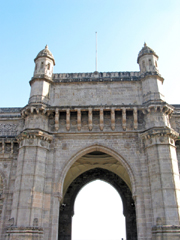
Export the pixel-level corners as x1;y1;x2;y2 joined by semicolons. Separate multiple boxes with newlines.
72;179;126;240
58;149;137;240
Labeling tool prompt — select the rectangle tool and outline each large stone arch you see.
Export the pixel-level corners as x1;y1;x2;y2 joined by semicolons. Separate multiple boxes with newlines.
57;144;137;199
58;168;137;240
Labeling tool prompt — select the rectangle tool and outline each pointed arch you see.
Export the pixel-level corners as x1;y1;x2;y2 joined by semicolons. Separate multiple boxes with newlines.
57;144;137;199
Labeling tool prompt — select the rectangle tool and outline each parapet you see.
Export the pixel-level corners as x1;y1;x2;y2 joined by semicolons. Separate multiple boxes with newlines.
53;71;140;83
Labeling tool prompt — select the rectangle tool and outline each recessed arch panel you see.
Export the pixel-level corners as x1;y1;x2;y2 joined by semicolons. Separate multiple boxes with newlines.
57;145;136;199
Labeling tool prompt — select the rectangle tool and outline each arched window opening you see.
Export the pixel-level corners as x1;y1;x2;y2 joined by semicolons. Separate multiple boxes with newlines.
149;59;152;66
142;60;146;71
40;62;44;69
47;63;50;70
35;63;38;71
72;180;126;240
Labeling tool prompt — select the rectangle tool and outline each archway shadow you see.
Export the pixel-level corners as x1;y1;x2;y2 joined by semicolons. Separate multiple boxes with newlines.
58;168;137;240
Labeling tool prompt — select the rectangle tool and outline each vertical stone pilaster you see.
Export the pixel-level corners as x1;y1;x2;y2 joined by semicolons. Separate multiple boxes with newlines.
55;109;59;131
111;108;115;130
66;109;70;131
99;108;104;131
88;108;93;131
77;109;81;131
133;107;138;130
141;128;180;239
6;131;52;240
122;108;126;131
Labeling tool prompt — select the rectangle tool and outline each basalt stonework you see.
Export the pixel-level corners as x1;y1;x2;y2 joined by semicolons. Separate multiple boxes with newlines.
0;44;180;239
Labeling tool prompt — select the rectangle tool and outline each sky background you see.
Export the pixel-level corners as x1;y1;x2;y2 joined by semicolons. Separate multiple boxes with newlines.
0;0;180;107
0;1;180;239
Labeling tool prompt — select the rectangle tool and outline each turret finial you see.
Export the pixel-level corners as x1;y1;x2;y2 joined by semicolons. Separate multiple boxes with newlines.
144;42;147;47
45;45;48;49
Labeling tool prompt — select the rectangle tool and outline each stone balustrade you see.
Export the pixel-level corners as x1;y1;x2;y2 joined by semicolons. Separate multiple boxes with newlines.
20;103;173;132
0;138;19;155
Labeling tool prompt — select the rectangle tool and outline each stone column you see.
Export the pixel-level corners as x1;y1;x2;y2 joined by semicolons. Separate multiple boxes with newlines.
6;130;52;240
141;128;180;240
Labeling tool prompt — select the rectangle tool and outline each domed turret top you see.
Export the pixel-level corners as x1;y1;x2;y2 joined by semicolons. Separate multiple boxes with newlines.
137;43;158;63
34;45;55;65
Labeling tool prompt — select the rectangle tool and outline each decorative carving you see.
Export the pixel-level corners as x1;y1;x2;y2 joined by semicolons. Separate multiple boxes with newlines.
6;226;44;234
140;127;179;148
141;104;174;116
77;109;81;131
55;108;59;131
122;108;126;131
152;225;180;234
66;109;70;131
0;124;18;136
17;130;53;143
111;108;115;130
88;108;93;131
99;108;104;131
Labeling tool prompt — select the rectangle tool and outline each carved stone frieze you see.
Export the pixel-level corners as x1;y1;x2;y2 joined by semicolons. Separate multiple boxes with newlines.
141;103;174;116
140;127;179;148
0;123;18;136
21;104;51;118
17;130;52;149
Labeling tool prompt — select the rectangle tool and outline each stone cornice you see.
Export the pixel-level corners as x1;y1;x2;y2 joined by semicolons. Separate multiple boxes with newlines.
140;127;179;140
29;75;53;86
21;103;173;116
141;103;174;115
140;127;179;148
17;130;53;143
152;225;180;234
6;226;43;234
140;71;164;83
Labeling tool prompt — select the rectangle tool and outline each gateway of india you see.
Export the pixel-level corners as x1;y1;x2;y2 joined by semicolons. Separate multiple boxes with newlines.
0;43;180;240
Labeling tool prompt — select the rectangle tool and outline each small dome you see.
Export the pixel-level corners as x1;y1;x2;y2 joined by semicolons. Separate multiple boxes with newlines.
34;45;55;65
137;43;158;63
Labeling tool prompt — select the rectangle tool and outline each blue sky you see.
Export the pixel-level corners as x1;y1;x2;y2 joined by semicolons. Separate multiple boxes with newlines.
0;0;180;107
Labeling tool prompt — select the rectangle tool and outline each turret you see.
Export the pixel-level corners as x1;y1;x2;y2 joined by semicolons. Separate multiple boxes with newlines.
137;43;165;104
29;45;55;104
137;43;159;73
33;45;55;78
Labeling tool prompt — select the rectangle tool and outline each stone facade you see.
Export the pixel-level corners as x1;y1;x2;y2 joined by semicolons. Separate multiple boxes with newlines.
0;43;180;239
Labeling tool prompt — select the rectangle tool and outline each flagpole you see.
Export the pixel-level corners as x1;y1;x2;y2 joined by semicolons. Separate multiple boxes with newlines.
95;32;97;72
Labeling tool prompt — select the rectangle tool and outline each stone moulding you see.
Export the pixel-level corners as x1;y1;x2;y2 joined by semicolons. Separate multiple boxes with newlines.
6;226;43;235
29;75;53;86
140;127;179;140
152;225;180;234
16;130;53;143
